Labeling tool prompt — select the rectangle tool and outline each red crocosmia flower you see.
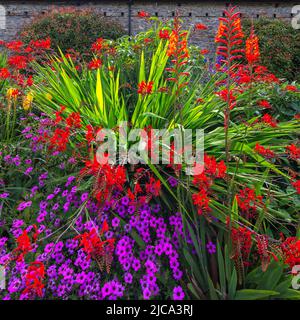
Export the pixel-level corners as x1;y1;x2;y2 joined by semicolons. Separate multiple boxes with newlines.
13;230;33;261
66;112;82;129
22;261;45;298
231;226;252;267
24;46;33;53
236;188;263;219
75;228;115;273
159;29;170;39
138;81;154;95
192;189;210;214
215;7;244;65
26;75;34;86
8;55;28;70
31;38;51;50
49;128;70;152
292;180;300;194
80;156;127;201
285;85;298;92
54;105;66;124
286;144;300;160
191;154;226;215
88;58;102;70
216;89;237;110
144;38;152;44
254;143;275;158
6;40;24;52
101;220;109;234
257;100;271;109
200;49;209;55
254;65;279;83
138;10;149;18
195;23;208;30
86;124;95;144
145;177;161;197
91;38;104;52
281;237;300;268
0;68;10;79
261;113;277;127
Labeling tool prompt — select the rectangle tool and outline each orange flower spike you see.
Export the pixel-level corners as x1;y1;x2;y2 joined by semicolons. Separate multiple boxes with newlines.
245;26;260;64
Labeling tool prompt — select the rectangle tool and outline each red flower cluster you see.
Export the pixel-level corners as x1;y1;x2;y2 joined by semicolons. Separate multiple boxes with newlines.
49;128;70;152
254;143;275;158
138;11;149;18
30;38;51;50
216;89;237;110
192;154;226;215
80;156;127;201
257;100;271;109
138;81;154;95
245;27;260;65
88;58;102;70
286;144;300;160
159;29;170;39
254;66;279;83
0;68;11;79
75;226;115;273
236;188;263;219
66;112;82;129
285;85;298;92
22;261;45;298
231;226;252;267
13;230;33;262
281;237;300;268
130;168;162;203
261;113;277;127
195;23;207;31
8;55;28;70
5;40;24;52
76;227;115;258
91;38;104;53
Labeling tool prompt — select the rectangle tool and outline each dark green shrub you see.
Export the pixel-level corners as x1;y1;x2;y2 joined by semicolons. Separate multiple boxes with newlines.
243;18;300;82
18;7;126;57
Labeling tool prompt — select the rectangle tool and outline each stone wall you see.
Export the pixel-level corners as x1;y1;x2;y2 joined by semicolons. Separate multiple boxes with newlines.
0;1;296;51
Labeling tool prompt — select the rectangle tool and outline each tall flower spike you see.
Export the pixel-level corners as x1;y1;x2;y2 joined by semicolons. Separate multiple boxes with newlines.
245;26;260;65
215;6;244;66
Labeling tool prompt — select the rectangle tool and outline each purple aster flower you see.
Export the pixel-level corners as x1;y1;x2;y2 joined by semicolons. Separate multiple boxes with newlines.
12;219;24;228
47;194;55;200
124;272;133;284
81;192;89;203
168;176;178;187
206;241;216;254
24;167;33;175
0;192;9;199
121;196;130;206
173;286;185;300
111;217;120;228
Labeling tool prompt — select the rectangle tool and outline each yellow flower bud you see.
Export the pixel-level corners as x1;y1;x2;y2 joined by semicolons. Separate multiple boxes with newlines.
23;92;34;111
